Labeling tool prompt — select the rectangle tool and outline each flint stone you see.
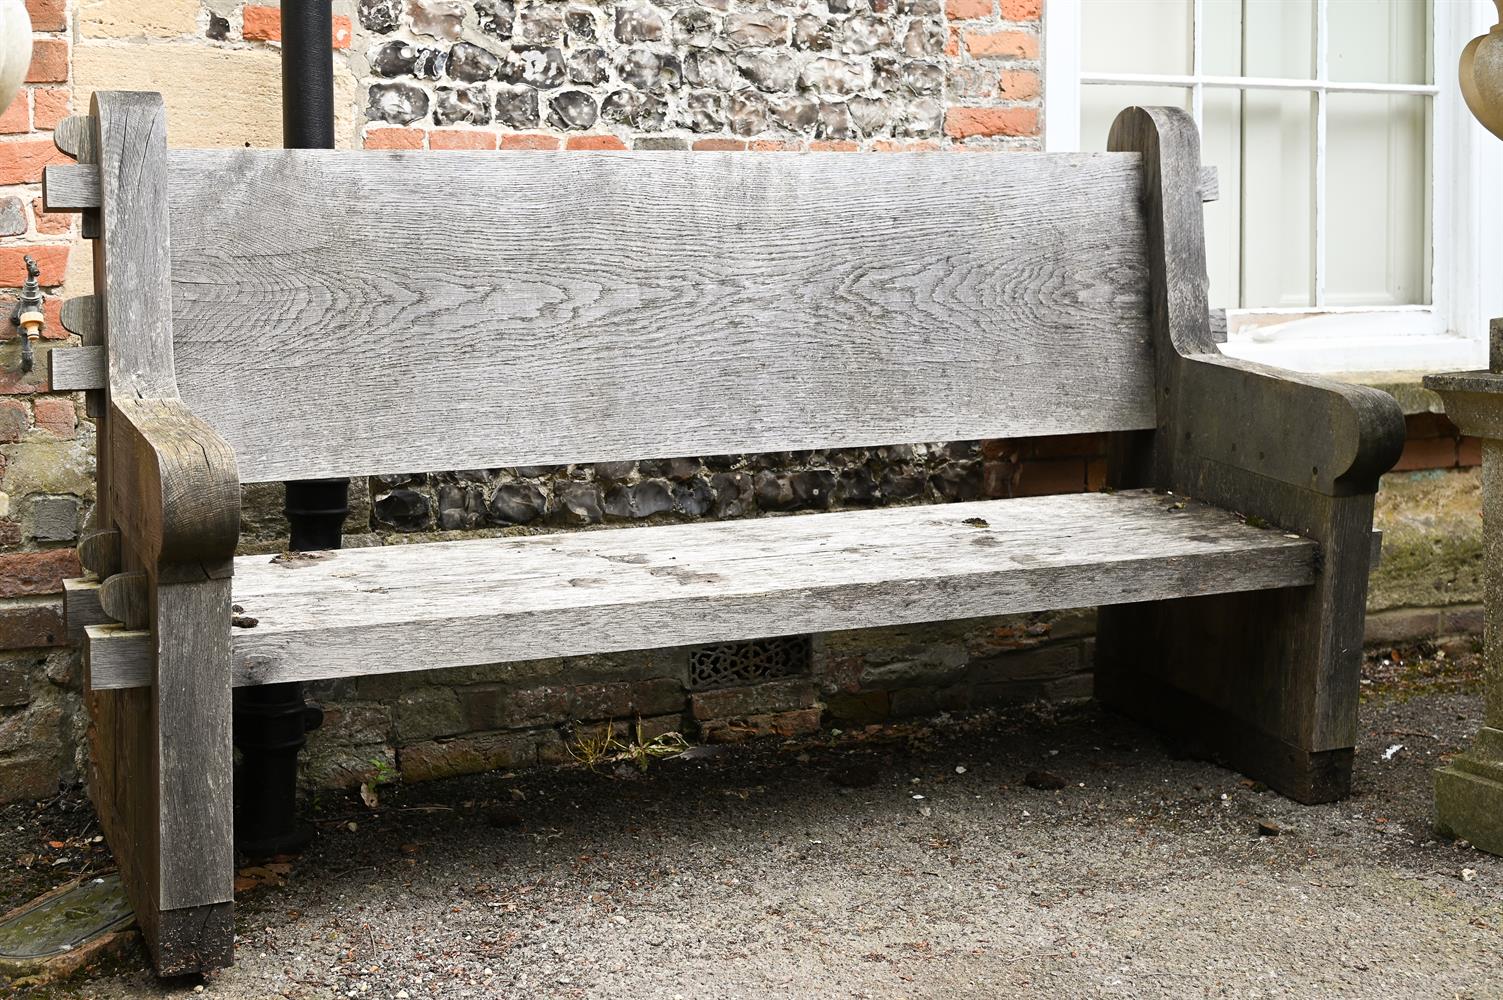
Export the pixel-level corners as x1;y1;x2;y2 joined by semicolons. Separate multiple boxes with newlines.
903;60;944;95
674;7;717;46
448;42;500;82
681;90;724;132
617;48;681;92
842;14;892;54
499;46;566;88
736;49;797;92
602;89;667;128
604;480;674;519
548;90;599;130
684;49;739;90
370;40;444;78
802;57;867;95
358;0;401;32
488;482;545;525
794;14;834;50
769;94;818;131
728;90;769;135
567;46;609;84
726;12;790;46
519;5;565;42
367;82;431;124
615;1;666;42
434;85;491;125
904;18;945;56
410;0;466;40
374;488;433;531
550;482;604;525
474;0;516;38
566;9;597;41
494;85;540;127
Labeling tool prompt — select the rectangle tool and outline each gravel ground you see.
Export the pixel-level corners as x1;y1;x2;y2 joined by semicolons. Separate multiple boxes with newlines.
7;644;1503;999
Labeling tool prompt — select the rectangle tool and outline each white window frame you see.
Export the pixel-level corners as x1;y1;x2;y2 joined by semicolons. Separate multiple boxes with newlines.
1043;0;1503;375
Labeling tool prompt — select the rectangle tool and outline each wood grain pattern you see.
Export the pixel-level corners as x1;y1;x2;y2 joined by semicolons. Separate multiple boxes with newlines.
42;163;100;211
161;148;1156;483
48;345;105;391
63;577;108;642
84;491;1316;690
53;115;97;161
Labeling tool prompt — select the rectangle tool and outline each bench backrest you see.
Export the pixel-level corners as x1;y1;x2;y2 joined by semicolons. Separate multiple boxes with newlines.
143;122;1162;483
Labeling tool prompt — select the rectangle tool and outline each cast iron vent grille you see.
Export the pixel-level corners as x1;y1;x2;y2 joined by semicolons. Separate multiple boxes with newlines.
688;636;811;690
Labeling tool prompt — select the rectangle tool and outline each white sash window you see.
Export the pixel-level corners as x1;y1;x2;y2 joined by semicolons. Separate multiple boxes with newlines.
1044;0;1501;374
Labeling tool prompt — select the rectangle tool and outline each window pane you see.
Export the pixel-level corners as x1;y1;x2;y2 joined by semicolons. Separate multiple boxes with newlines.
1241;90;1315;307
1079;84;1192;152
1081;0;1192;75
1206;0;1314;79
1202;87;1242;310
1326;93;1429;305
1329;0;1430;84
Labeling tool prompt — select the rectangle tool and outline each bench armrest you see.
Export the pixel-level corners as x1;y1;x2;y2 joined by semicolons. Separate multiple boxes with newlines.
1172;353;1405;498
108;397;240;574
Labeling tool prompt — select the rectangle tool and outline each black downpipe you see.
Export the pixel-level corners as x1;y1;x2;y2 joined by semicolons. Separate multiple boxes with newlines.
233;1;348;859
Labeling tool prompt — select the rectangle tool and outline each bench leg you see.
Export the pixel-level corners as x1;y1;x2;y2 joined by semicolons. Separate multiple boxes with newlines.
1095;492;1375;804
86;572;235;974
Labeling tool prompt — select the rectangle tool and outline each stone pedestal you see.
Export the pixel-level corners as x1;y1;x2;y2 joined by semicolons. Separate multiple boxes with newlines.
1427;358;1503;853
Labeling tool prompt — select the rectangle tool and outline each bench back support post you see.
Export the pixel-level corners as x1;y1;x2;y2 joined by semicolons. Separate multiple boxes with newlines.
1096;106;1405;803
75;91;240;975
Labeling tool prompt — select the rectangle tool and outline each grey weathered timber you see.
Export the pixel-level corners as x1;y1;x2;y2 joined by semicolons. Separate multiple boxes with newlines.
41;92;1407;976
82;93;239;976
48;344;104;391
41;163;100;212
81;491;1317;691
1095;106;1405;804
161;148;1156;482
52;116;100;240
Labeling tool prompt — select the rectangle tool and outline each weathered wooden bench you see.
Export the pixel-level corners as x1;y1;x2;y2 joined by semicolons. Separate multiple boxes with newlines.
41;92;1404;975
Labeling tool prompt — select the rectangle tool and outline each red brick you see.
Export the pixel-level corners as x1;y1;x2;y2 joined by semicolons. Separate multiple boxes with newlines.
242;5;281;41
25;39;68;84
0;246;67;287
1013;458;1087;497
332;15;352;49
0;549;80;598
809;140;859;151
31;88;69;131
31;198;70;237
945;106;1038;139
749;139;803;151
31;395;73;436
0;95;28;135
1460;436;1482;468
38;296;65;339
26;0;66;32
1392;435;1457;472
0;602;65;649
692;138;746;151
500;134;560;150
998;68;1041;100
999;0;1042;20
963;29;1038;59
0;138;68;185
947;0;993;18
0;399;27;442
364;127;425;150
429;129;497;150
566;134;627;150
871;140;941;152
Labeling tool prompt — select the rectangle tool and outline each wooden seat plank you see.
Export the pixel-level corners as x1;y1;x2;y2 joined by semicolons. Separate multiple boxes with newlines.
85;490;1315;691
